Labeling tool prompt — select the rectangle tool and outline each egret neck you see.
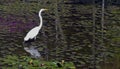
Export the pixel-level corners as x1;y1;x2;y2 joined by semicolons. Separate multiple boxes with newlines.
38;10;43;30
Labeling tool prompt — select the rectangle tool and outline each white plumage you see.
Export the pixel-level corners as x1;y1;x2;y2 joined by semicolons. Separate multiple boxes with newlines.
24;9;47;42
24;27;40;41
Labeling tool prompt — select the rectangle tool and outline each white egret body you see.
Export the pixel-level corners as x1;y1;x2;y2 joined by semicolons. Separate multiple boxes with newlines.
24;9;47;43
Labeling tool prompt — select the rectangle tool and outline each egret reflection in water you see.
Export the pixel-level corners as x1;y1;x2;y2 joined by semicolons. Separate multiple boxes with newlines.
23;9;48;58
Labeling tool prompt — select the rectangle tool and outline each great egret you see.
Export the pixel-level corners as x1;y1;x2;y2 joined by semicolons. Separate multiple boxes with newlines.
24;9;47;43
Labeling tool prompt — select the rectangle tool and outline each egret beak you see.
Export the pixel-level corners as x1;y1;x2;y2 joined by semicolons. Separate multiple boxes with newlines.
45;9;48;11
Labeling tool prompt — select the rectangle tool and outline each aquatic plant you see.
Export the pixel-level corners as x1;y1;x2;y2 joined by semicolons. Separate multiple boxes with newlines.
0;55;75;69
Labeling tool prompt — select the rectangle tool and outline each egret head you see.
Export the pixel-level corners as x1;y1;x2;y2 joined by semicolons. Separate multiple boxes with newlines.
39;9;48;17
40;8;48;12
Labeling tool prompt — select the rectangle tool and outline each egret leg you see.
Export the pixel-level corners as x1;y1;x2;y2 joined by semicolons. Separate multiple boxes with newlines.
34;37;36;40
